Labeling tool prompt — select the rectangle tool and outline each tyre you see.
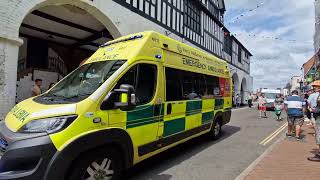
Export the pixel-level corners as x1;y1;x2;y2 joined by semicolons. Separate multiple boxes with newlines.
208;120;222;140
67;147;124;180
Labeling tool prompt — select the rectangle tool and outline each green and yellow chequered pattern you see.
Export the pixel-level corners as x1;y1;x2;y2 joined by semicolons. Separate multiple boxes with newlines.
125;97;231;137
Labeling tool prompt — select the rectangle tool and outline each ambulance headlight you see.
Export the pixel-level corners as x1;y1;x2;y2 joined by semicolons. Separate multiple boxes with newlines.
19;115;78;134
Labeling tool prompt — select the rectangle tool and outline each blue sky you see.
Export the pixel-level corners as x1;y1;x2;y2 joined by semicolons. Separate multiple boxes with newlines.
224;0;315;90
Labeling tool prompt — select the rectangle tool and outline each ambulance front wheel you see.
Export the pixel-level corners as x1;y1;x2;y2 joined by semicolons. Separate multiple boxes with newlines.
67;147;124;180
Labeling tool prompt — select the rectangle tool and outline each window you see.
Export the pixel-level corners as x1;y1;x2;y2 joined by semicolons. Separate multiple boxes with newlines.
184;0;201;34
165;68;183;101
46;60;126;102
238;48;242;63
117;64;157;106
165;67;220;101
208;0;220;20
223;34;232;55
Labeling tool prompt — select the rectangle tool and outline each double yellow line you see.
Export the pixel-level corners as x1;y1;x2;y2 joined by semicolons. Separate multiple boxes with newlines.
259;122;288;146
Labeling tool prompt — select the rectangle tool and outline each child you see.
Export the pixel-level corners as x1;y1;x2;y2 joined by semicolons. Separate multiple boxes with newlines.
274;94;284;121
258;93;267;118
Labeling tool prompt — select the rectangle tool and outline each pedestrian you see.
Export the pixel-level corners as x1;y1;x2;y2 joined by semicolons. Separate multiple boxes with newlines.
247;93;253;108
274;94;284;121
236;94;241;108
284;90;306;141
31;79;42;97
304;91;312;125
48;82;55;90
258;93;267;118
233;94;236;107
308;87;319;127
307;81;320;161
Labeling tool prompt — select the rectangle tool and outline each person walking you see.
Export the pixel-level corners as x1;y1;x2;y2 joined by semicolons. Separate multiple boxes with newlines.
308;81;320;161
308;87;320;127
236;94;241;108
48;82;55;90
258;93;267;118
31;79;42;97
304;91;312;125
274;94;284;121
284;90;306;141
247;93;253;108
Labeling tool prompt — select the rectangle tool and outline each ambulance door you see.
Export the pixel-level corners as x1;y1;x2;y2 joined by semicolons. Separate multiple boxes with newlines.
108;62;162;156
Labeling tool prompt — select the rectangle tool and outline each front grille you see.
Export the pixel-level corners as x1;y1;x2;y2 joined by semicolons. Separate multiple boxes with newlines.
0;137;8;153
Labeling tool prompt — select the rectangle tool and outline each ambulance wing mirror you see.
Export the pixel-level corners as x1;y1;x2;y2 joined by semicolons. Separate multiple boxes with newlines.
101;84;136;111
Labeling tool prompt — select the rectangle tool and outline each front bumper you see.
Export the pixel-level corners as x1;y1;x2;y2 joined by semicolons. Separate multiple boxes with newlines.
264;103;274;109
0;122;56;180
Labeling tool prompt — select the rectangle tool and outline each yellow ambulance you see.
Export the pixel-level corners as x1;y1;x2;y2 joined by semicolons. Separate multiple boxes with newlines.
0;31;232;180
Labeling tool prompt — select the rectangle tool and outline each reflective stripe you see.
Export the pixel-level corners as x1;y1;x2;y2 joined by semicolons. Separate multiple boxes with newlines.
29;104;76;119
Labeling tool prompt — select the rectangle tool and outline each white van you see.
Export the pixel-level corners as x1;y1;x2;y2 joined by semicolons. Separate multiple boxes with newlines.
261;89;281;110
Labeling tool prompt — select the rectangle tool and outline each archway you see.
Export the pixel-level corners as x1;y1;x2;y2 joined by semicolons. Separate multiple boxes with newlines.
240;78;248;104
16;2;119;102
232;73;240;106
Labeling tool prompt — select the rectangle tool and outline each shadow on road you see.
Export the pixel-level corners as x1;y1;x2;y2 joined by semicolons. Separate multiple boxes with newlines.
125;125;241;180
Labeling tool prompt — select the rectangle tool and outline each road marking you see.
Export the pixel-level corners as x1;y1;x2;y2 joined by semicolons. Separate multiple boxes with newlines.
259;122;288;146
259;123;287;145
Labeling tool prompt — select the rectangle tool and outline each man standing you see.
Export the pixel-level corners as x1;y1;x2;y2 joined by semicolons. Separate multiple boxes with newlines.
32;79;42;97
308;87;320;126
284;90;306;141
247;93;253;108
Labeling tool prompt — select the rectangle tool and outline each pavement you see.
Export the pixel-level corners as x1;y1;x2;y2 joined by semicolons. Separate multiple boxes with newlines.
126;107;287;180
244;123;320;180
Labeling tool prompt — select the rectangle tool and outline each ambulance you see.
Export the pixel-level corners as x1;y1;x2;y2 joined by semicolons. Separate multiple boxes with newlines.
0;31;232;180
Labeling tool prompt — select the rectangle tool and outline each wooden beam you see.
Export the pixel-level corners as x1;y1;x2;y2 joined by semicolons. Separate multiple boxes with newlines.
21;23;80;41
71;29;112;48
31;10;99;34
19;33;95;53
21;23;100;47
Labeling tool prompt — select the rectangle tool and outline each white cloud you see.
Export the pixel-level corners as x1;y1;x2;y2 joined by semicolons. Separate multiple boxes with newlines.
225;0;315;90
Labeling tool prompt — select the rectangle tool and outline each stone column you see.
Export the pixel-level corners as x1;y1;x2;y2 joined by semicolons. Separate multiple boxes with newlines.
0;37;22;120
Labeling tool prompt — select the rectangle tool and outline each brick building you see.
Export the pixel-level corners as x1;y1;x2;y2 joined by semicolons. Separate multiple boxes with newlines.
0;0;252;119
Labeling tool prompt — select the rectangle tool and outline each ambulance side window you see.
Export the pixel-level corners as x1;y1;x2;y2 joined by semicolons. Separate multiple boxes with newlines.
116;64;157;106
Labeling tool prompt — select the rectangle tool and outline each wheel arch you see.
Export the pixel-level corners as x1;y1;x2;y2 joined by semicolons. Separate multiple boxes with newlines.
214;111;224;124
214;110;231;126
44;128;134;180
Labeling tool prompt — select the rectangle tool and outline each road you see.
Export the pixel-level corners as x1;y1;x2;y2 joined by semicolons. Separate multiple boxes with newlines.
126;107;287;180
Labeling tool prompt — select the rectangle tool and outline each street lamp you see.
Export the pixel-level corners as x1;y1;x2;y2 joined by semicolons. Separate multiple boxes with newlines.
299;79;304;92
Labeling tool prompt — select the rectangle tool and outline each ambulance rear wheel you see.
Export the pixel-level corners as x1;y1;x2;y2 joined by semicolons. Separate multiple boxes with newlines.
67;147;123;180
208;120;222;140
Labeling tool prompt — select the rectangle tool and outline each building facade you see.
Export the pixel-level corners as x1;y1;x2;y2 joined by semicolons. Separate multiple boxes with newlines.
0;0;252;119
290;76;303;92
303;55;316;84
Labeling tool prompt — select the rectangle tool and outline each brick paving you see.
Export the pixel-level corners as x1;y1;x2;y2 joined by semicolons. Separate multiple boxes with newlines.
245;124;320;180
